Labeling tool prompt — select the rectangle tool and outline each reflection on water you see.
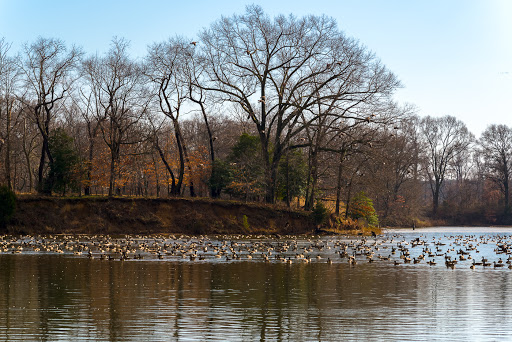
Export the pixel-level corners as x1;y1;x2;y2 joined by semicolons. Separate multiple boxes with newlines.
1;228;512;341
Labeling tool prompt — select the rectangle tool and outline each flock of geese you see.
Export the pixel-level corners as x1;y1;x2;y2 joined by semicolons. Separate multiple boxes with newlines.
1;232;512;270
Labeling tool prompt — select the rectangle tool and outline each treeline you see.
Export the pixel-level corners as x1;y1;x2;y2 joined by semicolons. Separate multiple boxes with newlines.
0;6;511;226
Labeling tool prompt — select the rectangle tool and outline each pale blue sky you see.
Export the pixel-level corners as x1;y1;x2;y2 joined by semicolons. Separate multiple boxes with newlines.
1;0;511;137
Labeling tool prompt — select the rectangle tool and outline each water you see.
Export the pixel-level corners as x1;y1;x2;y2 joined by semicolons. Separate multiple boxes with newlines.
1;228;512;341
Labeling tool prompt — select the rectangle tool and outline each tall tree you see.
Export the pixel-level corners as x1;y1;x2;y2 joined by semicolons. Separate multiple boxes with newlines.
480;124;512;219
146;37;196;196
82;38;147;196
199;5;400;203
373;117;420;221
0;38;20;189
72;77;107;195
420;115;473;216
18;37;82;194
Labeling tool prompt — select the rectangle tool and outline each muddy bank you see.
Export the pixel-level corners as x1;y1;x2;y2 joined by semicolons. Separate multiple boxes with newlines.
8;197;316;235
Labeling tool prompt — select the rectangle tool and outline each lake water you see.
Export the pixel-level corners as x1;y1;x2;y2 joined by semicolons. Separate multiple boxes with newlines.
1;227;512;341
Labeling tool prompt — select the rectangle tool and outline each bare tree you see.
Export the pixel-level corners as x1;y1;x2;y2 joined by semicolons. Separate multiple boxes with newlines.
18;110;40;192
183;51;216;165
146;37;196;196
18;37;82;194
82;37;147;196
72;73;108;195
145;110;179;195
479;124;512;218
419;115;474;216
377;117;420;218
0;38;21;189
199;5;400;203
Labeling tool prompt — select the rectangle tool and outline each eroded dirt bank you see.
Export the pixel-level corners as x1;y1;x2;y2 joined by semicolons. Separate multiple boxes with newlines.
9;197;316;235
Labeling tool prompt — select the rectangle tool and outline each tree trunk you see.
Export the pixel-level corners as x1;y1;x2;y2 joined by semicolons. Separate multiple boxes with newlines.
155;140;178;196
108;142;119;197
305;148;318;211
345;180;353;219
432;182;440;217
5;105;11;190
198;102;217;198
504;178;509;214
37;139;47;194
285;150;290;207
335;152;344;216
22;119;33;192
84;139;95;196
174;120;195;197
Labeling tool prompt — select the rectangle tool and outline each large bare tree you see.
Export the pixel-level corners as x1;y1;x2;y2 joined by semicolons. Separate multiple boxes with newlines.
479;124;512;218
199;5;400;203
146;37;197;196
0;38;21;189
82;38;147;196
18;37;82;193
420;115;473;216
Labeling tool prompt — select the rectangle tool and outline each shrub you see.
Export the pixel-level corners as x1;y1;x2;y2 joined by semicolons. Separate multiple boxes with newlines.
348;191;379;227
0;186;16;229
242;214;250;230
312;201;329;225
334;216;359;230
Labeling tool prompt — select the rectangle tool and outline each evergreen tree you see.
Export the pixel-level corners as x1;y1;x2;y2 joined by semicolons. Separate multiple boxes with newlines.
226;133;265;200
277;150;306;206
0;186;15;229
46;128;82;195
208;159;232;198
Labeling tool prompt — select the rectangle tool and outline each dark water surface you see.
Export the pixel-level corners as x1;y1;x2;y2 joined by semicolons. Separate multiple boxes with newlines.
1;228;512;341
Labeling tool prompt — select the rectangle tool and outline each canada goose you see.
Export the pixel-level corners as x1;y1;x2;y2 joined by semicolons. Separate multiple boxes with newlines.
445;260;457;268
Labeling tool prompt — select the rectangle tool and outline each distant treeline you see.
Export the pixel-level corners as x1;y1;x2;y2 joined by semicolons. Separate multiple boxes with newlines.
0;6;510;226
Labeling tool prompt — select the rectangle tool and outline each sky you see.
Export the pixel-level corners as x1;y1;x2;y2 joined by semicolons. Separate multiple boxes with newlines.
1;0;511;137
